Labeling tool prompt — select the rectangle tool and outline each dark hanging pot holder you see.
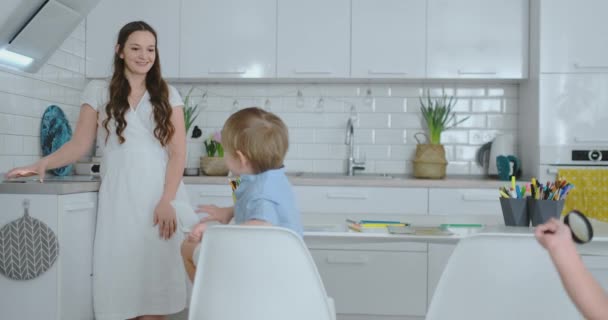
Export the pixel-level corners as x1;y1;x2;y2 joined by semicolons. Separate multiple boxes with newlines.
0;200;59;280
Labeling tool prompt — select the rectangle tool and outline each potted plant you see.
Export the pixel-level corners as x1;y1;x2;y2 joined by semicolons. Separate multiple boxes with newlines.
183;87;201;176
413;90;469;179
200;131;229;176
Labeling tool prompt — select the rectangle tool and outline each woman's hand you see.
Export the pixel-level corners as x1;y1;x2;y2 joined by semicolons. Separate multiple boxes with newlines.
154;200;177;240
5;159;49;182
196;205;234;224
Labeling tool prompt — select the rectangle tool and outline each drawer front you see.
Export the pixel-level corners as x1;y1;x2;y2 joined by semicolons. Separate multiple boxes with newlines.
294;186;428;215
311;249;427;316
428;188;500;216
186;185;234;207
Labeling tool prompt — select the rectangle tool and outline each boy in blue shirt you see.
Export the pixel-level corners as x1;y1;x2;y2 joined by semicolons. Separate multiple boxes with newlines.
181;107;302;281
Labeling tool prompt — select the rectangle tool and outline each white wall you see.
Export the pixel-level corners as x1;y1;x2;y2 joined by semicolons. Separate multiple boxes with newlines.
0;22;86;174
177;82;519;176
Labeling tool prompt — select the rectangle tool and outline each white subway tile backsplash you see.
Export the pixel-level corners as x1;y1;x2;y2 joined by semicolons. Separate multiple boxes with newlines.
469;130;501;145
439;130;469;144
456;88;486;97
375;129;407;145
446;161;470;175
375;97;406;113
503;99;519;113
472;99;502;112
312;159;344;172
390;113;422;129
290;128;316;144
487;114;518;129
456;114;486;128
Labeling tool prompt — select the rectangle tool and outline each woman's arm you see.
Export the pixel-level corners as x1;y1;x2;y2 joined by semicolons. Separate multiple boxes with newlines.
6;105;98;180
45;105;99;168
154;105;186;239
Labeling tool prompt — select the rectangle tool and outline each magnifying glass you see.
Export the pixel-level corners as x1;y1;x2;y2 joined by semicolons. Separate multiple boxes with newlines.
564;210;594;244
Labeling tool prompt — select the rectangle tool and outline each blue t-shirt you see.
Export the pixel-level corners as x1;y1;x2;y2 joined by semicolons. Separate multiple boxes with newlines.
233;167;303;237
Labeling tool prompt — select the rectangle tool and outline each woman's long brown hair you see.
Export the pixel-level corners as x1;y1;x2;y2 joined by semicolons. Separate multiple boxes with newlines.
102;21;174;146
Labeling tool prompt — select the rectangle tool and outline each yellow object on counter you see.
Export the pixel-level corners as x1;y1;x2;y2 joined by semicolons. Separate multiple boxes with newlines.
558;168;608;222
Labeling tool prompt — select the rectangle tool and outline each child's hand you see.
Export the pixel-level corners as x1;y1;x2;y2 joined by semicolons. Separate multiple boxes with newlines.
196;205;234;224
187;223;208;242
535;218;573;252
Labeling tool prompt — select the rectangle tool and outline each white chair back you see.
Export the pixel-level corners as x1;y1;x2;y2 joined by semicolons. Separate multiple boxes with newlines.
188;225;335;320
426;234;581;320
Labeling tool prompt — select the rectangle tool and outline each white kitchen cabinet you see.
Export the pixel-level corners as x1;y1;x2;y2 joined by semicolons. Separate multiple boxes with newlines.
427;243;456;306
428;188;501;217
538;74;608;155
185;184;234;208
277;0;350;78
180;0;277;78
0;192;97;320
311;248;427;318
540;0;608;73
294;186;428;215
85;0;180;78
426;0;528;79
351;0;426;78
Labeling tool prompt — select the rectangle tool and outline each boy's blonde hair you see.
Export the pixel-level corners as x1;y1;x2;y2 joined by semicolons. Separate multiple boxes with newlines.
222;107;289;173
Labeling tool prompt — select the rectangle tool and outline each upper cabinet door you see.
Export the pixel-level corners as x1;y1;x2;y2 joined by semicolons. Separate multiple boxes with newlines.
427;0;528;79
85;0;180;78
277;0;350;78
180;0;277;78
351;0;426;79
540;0;608;73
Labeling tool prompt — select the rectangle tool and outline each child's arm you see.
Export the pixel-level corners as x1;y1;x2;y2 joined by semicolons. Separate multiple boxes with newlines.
187;222;208;243
196;205;234;224
535;218;608;320
242;219;272;226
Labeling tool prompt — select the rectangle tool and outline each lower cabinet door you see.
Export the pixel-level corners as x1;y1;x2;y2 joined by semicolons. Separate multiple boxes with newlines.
310;249;427;317
582;255;608;292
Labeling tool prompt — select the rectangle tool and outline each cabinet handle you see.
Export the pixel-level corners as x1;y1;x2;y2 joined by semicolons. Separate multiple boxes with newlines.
199;192;231;198
293;70;332;75
326;193;368;200
461;194;495;202
457;70;497;75
368;70;407;75
326;255;369;265
573;63;608;69
574;136;608;143
64;201;96;212
208;70;246;74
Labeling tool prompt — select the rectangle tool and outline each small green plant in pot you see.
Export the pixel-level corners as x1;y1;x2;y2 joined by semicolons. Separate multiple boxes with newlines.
414;90;469;179
200;131;228;176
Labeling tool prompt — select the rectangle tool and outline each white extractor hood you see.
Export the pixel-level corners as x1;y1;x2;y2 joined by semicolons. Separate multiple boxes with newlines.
0;0;99;72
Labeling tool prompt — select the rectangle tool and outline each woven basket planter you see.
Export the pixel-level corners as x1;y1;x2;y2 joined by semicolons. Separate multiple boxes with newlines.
200;156;229;176
413;144;447;179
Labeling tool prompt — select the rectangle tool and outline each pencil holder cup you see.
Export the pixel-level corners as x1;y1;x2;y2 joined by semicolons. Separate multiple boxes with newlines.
528;199;565;226
500;197;529;226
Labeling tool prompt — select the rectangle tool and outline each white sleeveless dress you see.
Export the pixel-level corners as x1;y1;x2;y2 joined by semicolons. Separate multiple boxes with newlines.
81;80;189;320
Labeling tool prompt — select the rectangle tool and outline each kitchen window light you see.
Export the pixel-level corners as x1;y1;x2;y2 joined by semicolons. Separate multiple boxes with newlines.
0;48;34;69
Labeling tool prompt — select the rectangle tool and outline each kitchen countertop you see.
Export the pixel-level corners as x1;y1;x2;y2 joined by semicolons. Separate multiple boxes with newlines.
184;173;512;188
0;173;514;194
0;176;101;195
303;222;608;255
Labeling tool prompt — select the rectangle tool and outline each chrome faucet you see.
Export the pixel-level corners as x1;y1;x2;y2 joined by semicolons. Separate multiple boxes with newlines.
345;116;365;176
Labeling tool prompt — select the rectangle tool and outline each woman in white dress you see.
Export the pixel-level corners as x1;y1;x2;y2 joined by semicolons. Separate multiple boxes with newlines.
6;21;189;320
